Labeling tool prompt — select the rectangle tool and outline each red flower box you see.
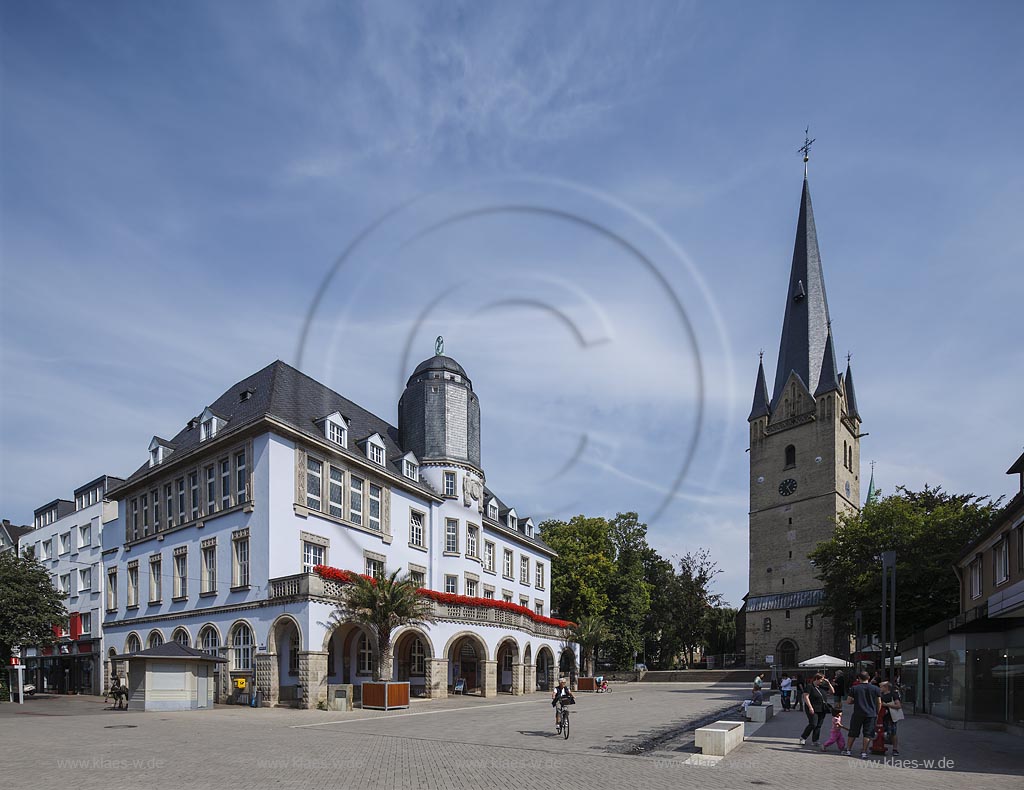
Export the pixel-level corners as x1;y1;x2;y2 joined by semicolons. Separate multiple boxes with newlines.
313;565;573;629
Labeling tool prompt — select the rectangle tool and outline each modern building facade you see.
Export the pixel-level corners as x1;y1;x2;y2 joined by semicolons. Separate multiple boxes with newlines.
100;354;572;708
17;475;123;694
743;168;864;667
900;449;1024;734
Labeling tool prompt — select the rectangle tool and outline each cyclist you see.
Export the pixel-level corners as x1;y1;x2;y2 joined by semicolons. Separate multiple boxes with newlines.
551;677;575;728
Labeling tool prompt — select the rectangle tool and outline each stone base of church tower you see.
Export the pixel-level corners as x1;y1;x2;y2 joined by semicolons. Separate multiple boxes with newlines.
744;608;848;669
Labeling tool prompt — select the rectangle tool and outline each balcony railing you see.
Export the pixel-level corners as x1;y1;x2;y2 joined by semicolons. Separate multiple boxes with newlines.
268;573;569;639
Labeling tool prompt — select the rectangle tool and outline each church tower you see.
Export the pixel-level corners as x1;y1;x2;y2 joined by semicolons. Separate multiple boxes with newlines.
745;165;864;667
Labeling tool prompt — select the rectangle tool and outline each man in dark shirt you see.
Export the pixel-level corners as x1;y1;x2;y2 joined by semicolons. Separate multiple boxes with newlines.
832;670;846;706
845;671;882;757
880;681;903;756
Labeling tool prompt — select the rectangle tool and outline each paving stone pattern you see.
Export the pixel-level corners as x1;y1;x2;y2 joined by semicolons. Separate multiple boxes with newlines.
2;684;1020;790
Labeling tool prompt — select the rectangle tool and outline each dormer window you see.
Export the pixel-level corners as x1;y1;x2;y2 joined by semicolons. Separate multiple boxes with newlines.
507;510;518;532
328;421;346;446
201;418;215;441
488;501;498;521
364;433;386;466
404;460;419;481
525;519;534;538
150;448;161;467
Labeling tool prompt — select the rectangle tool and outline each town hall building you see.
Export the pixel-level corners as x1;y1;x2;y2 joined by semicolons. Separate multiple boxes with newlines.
743;164;865;667
97;351;573;708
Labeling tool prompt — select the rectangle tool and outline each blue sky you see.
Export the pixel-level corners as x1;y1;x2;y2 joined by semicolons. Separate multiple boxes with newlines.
2;1;1022;607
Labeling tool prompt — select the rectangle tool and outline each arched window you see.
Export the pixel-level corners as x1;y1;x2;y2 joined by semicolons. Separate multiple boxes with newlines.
784;445;796;468
843;441;848;470
126;633;141;654
148;630;164;649
357;633;373;674
231;623;254;671
200;627;219;655
173;628;191;647
763;617;772;633
410;638;425;675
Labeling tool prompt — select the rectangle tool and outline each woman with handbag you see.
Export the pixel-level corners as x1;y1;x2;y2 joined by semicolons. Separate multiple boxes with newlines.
880;681;904;756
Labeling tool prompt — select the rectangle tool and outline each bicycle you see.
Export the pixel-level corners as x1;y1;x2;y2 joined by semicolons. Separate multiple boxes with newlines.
555;699;574;739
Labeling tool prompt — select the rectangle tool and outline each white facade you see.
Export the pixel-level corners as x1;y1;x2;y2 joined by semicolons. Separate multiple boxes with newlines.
100;359;575;708
18;477;121;694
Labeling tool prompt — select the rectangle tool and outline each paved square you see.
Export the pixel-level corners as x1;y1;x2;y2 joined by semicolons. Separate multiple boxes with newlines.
2;683;1020;790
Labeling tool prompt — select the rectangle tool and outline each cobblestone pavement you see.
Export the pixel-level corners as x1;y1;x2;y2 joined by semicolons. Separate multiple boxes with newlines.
2;685;1020;790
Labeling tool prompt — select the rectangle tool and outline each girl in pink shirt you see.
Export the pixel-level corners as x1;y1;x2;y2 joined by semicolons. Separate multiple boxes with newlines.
821;710;848;752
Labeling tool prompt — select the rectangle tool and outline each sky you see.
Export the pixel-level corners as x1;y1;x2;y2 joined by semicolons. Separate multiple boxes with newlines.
2;0;1022;608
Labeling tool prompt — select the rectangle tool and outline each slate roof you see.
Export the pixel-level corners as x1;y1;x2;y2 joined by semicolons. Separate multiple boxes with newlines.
772;176;833;411
120;641;226;662
746;588;825;612
844;361;861;421
1;520;34;549
483;486;554;554
118;360;436;499
748;358;771;421
115;361;550;555
813;327;841;397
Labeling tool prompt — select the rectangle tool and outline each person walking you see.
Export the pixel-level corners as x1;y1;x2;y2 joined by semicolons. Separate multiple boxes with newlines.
832;669;846;708
780;673;793;711
820;708;848;752
844;671;882;758
880;680;903;756
799;674;829;746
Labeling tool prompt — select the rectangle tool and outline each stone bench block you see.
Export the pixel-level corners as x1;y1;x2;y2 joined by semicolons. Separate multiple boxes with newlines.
695;720;745;756
746;702;774;722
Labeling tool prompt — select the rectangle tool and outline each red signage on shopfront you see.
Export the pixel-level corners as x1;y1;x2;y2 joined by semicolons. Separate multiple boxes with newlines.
69;613;82;641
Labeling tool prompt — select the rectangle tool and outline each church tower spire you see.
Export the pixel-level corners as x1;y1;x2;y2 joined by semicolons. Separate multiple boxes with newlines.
771;175;832;409
748;354;771;421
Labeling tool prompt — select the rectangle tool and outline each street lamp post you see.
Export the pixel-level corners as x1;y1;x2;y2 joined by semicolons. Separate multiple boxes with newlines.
881;551;896;681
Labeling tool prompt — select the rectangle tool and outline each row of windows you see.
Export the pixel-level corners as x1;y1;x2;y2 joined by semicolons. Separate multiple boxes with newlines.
55;612;93;637
438;517;545;588
305;457;383;531
763;614;814;631
34;506;61;528
108;535;249;610
127;448;248;542
122;622;249;671
439;573;545;614
37;523;92;560
75;486;103;511
968;527;1022;600
55;566;95;597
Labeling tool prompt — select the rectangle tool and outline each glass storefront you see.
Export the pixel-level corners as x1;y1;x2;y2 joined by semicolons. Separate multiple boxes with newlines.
918;628;1024;727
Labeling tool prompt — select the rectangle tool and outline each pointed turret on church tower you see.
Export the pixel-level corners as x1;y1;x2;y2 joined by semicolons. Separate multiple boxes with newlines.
744;160;864;668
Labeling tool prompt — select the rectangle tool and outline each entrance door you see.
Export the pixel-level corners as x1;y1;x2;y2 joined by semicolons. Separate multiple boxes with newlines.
777;640;797;669
462;661;477;691
197;664;209;708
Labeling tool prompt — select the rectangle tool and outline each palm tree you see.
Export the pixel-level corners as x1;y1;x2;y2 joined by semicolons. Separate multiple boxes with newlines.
333;569;436;681
572;614;612;677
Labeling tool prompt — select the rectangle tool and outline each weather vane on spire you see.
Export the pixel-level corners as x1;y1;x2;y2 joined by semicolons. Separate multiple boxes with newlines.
798;127;815;176
435;335;444;356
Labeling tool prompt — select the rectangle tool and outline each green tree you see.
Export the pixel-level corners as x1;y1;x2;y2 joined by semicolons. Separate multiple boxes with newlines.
641;547;683;669
538;515;614;622
606;512;651;669
702;607;738;656
0;549;67;667
331;569;435;681
809;485;998;643
571;614;612;676
675;549;724;665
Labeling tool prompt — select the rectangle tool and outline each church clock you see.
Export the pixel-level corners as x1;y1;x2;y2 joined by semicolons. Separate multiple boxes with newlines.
778;478;797;496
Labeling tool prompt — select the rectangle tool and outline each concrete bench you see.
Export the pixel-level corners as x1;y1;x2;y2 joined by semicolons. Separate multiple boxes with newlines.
745;702;774;722
694;720;745;756
767;692;781;708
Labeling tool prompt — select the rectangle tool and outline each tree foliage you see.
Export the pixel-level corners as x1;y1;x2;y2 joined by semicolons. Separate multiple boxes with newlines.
674;549;724;664
571;614;612;677
538;515;613;621
605;513;652;668
809;485;999;643
0;549;67;665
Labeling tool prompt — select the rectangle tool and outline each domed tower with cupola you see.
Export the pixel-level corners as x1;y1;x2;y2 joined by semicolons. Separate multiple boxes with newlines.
399;338;485;516
744;152;865;668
